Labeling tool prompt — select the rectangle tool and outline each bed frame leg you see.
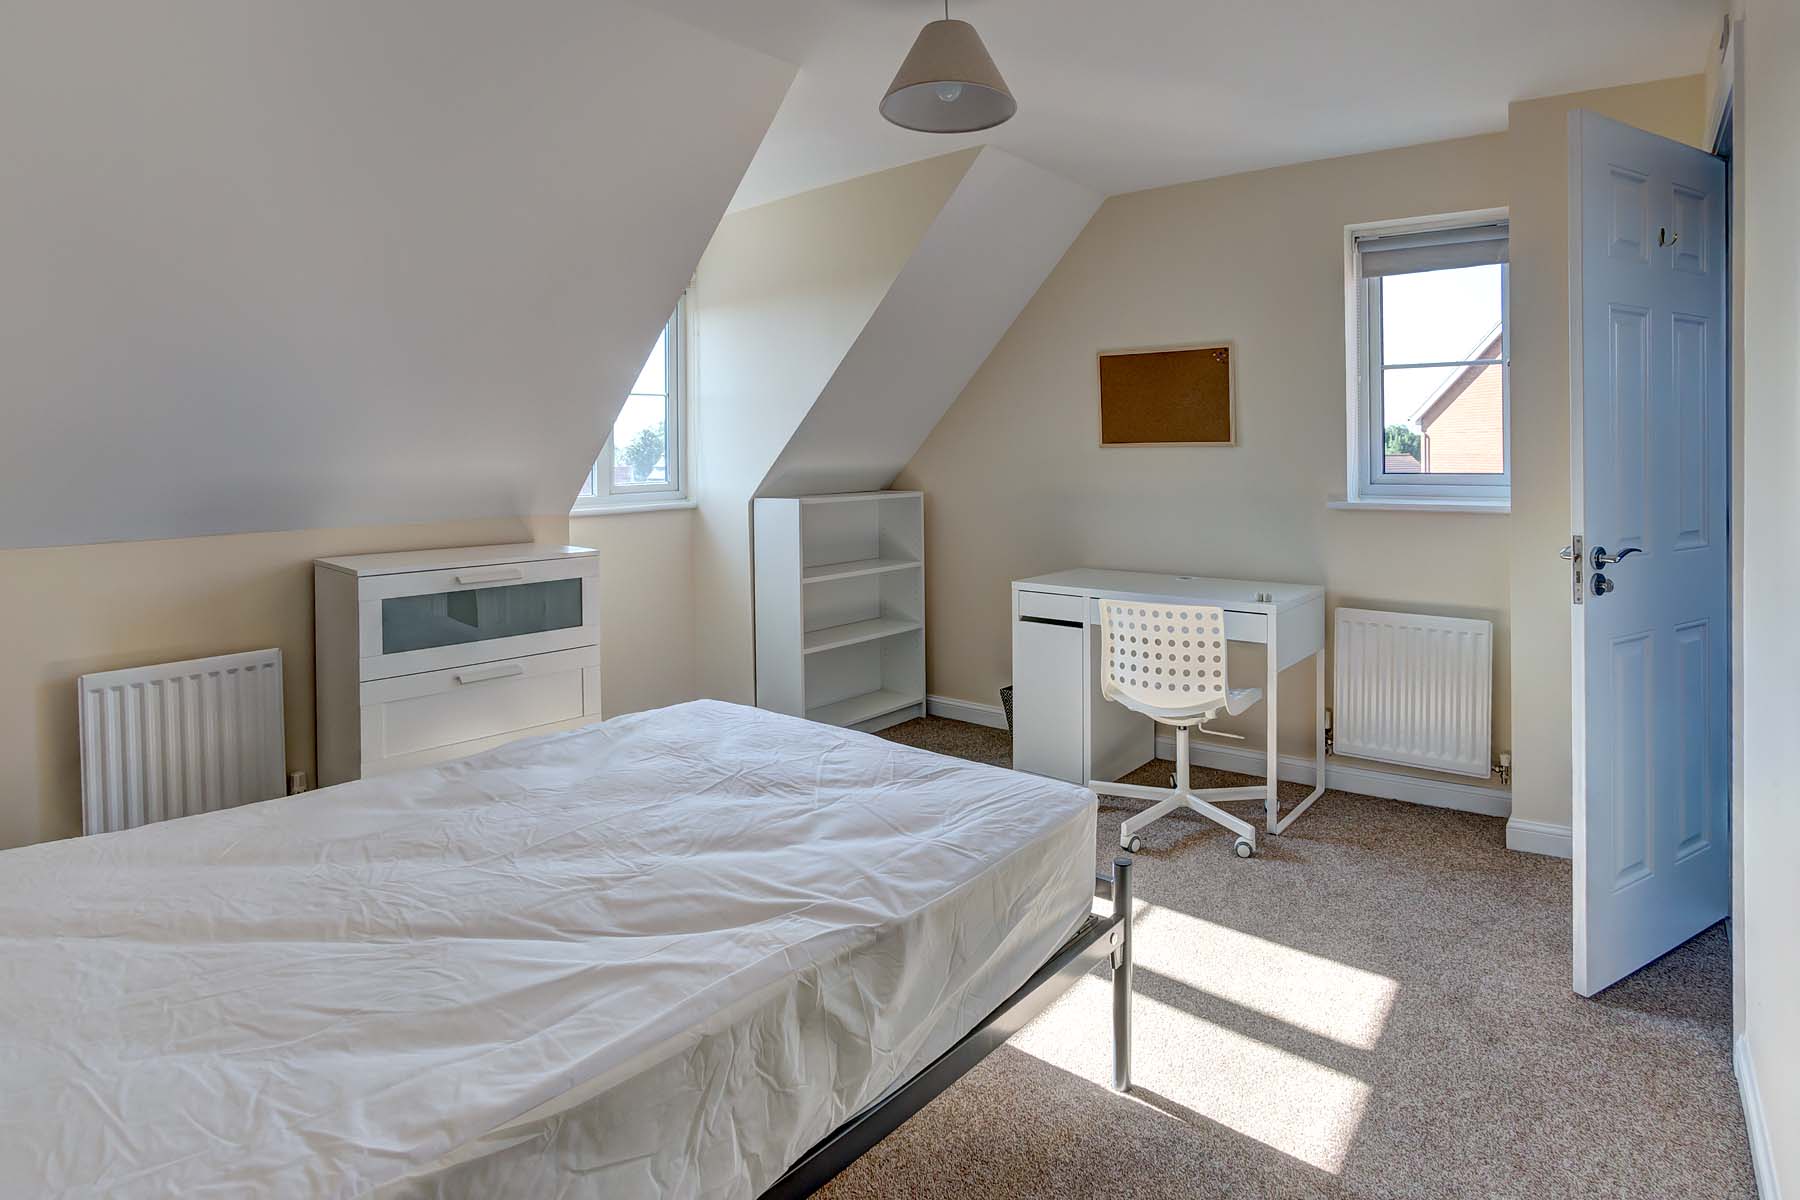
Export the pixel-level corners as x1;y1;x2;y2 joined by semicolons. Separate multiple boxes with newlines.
1110;854;1133;1093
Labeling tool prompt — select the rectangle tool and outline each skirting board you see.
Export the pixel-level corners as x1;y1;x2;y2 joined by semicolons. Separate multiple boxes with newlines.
925;695;1511;820
1504;818;1573;859
927;695;1010;729
1737;1033;1783;1200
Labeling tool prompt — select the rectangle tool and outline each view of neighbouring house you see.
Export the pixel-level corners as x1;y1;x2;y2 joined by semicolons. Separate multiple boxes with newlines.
1414;329;1504;473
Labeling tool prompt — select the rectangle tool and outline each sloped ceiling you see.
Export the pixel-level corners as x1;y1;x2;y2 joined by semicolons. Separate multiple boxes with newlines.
757;148;1099;498
689;149;979;704
687;145;1097;703
0;0;793;548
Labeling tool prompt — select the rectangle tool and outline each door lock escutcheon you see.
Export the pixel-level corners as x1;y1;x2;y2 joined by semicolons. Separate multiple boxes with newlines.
1591;572;1615;597
1560;535;1583;604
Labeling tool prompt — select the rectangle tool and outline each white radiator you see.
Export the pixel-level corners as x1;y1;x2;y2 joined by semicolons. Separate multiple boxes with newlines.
1332;608;1492;779
78;649;287;835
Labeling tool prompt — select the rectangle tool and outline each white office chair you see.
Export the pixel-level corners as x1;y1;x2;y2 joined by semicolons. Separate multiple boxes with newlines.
1090;599;1264;858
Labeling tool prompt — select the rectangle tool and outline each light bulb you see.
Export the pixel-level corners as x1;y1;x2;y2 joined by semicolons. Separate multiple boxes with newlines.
934;82;964;104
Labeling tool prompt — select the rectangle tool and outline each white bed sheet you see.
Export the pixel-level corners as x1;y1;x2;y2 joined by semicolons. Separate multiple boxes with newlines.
0;699;1097;1199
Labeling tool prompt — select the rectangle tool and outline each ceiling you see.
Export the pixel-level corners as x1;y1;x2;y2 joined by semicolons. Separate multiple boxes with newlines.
652;0;1719;211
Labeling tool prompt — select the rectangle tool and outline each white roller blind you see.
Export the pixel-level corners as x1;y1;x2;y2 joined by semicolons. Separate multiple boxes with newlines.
1357;222;1509;278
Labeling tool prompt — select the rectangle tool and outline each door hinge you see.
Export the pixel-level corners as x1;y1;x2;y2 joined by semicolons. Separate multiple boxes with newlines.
1559;534;1584;604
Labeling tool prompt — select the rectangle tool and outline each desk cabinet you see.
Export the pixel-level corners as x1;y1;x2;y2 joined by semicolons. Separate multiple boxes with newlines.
1012;609;1085;783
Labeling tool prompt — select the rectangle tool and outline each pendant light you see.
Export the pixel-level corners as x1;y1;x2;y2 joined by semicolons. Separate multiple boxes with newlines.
879;1;1016;134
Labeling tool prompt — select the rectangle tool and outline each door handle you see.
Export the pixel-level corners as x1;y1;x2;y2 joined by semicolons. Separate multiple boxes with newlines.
1590;545;1642;570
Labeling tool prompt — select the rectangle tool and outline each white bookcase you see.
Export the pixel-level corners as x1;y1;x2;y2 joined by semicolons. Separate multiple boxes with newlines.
753;491;925;732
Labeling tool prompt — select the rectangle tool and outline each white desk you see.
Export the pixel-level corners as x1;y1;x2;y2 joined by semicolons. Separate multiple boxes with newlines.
1011;569;1327;836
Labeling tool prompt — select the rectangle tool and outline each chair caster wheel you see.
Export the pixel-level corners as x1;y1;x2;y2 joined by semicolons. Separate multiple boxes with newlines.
1234;838;1254;859
1124;835;1143;853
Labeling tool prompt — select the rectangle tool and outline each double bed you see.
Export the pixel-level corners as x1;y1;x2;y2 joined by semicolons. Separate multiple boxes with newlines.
1;700;1131;1198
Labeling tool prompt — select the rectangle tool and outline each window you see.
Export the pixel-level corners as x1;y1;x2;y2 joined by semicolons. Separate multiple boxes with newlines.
1344;211;1509;508
574;297;686;511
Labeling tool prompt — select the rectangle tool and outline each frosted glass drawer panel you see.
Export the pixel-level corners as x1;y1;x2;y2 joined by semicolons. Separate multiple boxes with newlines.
381;578;582;654
358;648;595;763
356;556;599;681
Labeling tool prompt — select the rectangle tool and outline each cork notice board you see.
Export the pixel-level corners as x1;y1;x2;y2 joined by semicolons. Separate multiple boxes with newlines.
1097;344;1234;446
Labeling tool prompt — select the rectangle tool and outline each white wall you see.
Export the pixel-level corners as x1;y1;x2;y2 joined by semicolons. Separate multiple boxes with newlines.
1732;0;1800;1191
0;0;792;548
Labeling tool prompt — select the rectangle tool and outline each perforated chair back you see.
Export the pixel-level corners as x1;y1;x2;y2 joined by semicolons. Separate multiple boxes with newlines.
1098;599;1235;723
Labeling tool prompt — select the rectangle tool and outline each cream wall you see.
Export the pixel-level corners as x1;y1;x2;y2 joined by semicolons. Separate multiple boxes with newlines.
898;133;1517;766
1501;77;1705;833
899;76;1706;801
690;151;976;703
0;509;700;850
1733;0;1799;1189
0;515;566;849
571;509;697;717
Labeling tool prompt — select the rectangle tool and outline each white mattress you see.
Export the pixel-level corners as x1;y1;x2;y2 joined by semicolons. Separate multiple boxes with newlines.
0;700;1097;1199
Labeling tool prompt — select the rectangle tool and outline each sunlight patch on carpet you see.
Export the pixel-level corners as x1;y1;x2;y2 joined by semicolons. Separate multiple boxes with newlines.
1132;903;1398;1050
1011;975;1371;1173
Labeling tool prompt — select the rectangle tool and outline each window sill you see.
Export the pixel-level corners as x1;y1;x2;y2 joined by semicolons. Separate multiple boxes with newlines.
1328;497;1510;514
570;496;696;517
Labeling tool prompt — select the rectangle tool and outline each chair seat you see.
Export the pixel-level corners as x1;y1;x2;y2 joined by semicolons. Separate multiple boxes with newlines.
1110;686;1263;725
1224;685;1263;715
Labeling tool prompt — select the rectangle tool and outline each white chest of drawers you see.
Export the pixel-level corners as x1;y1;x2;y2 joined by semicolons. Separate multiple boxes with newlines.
314;543;601;785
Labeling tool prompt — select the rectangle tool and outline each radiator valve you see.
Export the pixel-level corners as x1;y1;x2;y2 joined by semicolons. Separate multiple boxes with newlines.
1493;753;1512;786
1323;707;1334;756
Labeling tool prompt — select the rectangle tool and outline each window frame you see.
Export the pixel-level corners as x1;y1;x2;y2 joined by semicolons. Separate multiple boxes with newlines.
572;294;689;514
1342;209;1511;510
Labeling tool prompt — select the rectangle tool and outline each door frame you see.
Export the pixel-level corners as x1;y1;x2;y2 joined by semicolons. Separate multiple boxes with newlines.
1709;33;1746;1046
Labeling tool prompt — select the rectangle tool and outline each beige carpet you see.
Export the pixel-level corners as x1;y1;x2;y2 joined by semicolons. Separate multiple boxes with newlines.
816;716;1755;1200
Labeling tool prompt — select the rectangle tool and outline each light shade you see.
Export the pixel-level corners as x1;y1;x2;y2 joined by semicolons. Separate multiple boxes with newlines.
880;19;1016;134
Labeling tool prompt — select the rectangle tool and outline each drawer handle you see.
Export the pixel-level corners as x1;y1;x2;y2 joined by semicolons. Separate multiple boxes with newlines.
454;566;526;586
454;662;526;685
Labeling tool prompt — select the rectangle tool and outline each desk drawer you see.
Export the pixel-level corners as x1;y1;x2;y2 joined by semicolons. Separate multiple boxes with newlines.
1017;590;1087;624
1086;598;1267;643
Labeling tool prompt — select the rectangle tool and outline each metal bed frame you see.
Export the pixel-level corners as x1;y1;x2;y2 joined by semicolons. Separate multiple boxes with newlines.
761;856;1136;1199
